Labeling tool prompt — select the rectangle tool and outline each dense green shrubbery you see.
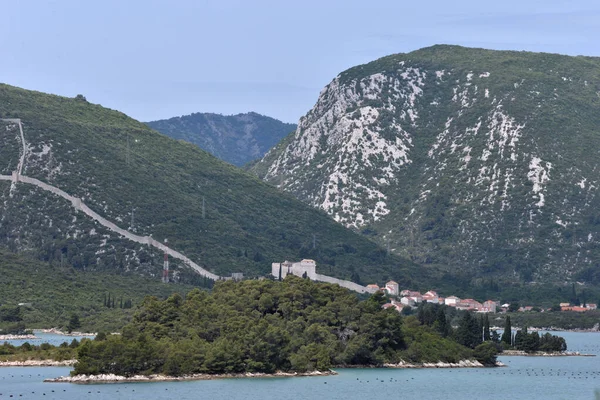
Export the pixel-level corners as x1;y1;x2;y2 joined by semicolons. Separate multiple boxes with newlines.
72;278;494;377
514;328;567;353
74;277;407;375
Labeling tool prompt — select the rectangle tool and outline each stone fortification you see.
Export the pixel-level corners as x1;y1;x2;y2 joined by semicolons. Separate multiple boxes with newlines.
272;259;377;294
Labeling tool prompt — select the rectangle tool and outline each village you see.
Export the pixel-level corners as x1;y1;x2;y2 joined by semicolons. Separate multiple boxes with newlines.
374;280;598;314
271;259;598;314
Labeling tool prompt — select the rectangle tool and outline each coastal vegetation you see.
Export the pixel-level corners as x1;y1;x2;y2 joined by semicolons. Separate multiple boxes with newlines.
71;277;502;377
0;339;79;363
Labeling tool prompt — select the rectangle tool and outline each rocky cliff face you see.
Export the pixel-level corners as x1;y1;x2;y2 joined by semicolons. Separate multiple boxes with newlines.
253;45;600;283
146;112;296;166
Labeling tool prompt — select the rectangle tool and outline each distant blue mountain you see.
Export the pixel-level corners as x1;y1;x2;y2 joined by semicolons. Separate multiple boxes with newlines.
146;112;296;166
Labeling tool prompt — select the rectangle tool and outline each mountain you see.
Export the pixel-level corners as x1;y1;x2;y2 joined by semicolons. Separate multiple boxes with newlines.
0;83;425;290
251;45;600;286
145;112;296;166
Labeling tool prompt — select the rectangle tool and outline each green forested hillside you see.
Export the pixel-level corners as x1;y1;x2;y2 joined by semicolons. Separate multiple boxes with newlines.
0;250;192;332
0;83;425;288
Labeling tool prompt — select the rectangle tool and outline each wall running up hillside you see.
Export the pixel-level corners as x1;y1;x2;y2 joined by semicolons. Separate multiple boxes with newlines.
2;118;376;294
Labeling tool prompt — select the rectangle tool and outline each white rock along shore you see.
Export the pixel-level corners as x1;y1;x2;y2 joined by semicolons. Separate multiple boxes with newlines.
44;370;336;383
500;350;595;357
383;359;498;368
44;359;507;383
0;334;38;340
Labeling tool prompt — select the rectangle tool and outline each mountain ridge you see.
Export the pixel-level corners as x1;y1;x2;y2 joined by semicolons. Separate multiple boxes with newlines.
146;111;296;166
252;45;600;285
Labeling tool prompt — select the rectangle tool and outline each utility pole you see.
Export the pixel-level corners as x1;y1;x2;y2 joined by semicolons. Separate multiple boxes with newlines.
162;239;169;283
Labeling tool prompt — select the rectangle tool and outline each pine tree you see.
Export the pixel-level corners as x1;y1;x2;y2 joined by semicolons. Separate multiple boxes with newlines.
483;314;491;341
456;312;482;349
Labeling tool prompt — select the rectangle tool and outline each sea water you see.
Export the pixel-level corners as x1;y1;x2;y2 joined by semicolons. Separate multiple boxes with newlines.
1;331;599;400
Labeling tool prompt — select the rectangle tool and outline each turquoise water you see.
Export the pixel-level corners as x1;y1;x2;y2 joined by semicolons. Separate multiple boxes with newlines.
1;332;599;400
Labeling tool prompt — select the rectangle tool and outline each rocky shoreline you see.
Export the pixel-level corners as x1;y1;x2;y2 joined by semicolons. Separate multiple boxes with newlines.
37;328;96;337
0;359;76;367
43;359;507;383
0;334;38;341
44;370;337;383
500;350;595;357
383;359;504;368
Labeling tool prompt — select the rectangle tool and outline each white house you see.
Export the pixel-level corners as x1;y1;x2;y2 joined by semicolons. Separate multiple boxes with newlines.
445;296;460;306
385;281;399;296
400;296;415;307
423;290;439;303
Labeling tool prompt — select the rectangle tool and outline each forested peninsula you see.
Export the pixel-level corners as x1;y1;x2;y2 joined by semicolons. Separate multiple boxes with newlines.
71;276;499;378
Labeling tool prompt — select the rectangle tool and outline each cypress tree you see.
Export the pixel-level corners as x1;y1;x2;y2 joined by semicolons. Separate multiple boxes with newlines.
501;316;512;346
435;307;449;337
483;314;491;341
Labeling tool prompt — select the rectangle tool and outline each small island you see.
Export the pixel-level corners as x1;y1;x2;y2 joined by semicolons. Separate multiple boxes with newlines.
42;276;509;383
3;277;576;383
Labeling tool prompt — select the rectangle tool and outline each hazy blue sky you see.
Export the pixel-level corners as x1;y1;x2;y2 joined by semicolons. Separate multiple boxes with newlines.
2;0;600;123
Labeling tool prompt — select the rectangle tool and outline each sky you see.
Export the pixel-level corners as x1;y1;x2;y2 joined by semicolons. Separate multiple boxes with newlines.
2;0;600;124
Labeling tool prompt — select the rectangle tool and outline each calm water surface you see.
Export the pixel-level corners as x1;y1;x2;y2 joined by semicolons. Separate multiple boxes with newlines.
1;331;599;400
3;332;95;347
